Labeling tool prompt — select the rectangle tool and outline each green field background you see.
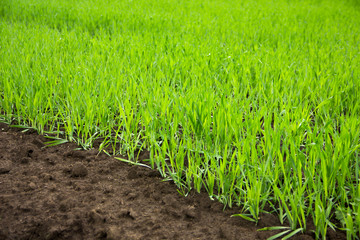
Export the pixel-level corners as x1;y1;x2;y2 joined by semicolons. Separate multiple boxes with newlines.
1;0;360;238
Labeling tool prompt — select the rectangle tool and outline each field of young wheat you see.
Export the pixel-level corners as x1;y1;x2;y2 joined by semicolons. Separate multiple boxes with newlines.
1;0;359;239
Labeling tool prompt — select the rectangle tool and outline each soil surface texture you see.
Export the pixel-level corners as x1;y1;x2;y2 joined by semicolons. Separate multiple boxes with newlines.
0;122;345;240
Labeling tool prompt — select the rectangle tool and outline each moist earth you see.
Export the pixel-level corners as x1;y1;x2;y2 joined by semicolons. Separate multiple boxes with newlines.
0;123;345;240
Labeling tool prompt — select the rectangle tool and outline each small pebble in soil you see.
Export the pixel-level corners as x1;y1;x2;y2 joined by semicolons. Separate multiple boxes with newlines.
0;160;12;174
71;163;88;177
28;182;36;190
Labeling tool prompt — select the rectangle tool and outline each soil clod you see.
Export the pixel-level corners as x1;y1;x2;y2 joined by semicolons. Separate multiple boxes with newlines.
71;162;88;177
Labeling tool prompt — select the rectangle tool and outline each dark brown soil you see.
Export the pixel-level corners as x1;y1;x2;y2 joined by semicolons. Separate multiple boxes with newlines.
0;122;345;240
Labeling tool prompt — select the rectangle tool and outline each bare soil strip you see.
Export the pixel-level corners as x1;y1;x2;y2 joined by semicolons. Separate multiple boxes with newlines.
0;123;344;240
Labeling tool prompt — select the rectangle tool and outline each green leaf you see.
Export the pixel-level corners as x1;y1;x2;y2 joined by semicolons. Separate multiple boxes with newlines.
115;157;152;169
258;226;290;231
231;214;257;222
44;139;68;147
282;228;304;240
267;230;291;240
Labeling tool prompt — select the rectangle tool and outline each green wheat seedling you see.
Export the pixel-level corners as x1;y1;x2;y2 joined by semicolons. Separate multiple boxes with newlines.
1;0;359;238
